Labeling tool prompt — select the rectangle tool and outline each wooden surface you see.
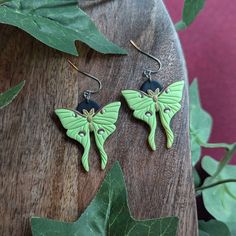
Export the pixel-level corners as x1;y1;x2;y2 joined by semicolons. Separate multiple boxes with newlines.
0;0;197;235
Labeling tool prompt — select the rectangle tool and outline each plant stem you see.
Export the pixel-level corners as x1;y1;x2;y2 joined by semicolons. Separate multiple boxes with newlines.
191;129;236;179
196;179;236;192
190;128;235;150
200;142;233;150
212;144;236;178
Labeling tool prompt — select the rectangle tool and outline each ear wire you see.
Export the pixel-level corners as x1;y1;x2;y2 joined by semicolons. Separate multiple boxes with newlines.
130;40;162;76
68;60;102;100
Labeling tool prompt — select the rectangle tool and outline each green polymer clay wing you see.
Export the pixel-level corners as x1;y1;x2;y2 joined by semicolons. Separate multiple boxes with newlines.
92;102;121;170
121;90;157;151
55;109;91;172
158;80;184;148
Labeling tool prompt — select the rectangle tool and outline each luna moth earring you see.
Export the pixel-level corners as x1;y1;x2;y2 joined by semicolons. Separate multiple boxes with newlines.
55;61;121;172
122;41;184;150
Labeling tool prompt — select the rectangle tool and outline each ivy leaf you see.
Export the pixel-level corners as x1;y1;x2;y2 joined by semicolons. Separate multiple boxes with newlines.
201;156;236;235
0;0;127;56
31;162;179;236
193;167;201;187
198;220;231;236
175;0;206;31
189;79;213;166
0;80;25;109
199;230;209;236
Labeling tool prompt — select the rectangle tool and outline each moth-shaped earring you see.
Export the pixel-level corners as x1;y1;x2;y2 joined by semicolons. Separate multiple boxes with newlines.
55;61;121;172
122;41;184;150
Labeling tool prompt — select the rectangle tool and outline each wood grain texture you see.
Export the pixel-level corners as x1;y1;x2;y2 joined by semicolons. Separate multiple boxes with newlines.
0;0;198;235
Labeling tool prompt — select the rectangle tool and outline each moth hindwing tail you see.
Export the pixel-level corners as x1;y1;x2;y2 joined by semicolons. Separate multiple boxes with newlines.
55;108;91;171
158;80;184;148
92;102;121;169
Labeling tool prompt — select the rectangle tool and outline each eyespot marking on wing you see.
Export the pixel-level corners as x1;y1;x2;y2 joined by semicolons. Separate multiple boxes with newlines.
145;111;153;117
78;131;86;137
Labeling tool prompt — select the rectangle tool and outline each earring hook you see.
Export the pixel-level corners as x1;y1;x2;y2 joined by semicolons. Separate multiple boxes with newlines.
130;40;162;81
68;60;102;100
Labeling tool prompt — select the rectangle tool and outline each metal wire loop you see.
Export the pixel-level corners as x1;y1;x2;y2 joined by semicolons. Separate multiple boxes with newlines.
83;90;91;101
143;69;159;81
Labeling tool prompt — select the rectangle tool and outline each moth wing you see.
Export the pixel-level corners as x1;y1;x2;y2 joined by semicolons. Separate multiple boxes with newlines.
133;103;157;151
55;109;91;172
158;80;184;104
158;81;184;148
55;109;87;129
122;89;157;150
92;102;121;169
121;90;154;110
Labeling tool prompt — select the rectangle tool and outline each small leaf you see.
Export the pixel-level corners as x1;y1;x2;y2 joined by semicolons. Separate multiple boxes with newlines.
189;80;235;167
193;167;201;187
175;20;187;31
182;0;205;25
0;80;25;109
201;156;236;235
31;162;179;236
0;0;127;56
189;79;213;166
198;220;231;236
199;230;210;236
175;0;206;31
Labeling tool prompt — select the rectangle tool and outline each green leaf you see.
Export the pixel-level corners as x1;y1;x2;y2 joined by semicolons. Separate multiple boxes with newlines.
201;156;236;235
0;80;25;109
0;0;127;56
175;0;206;31
199;230;210;236
193;167;201;187
182;0;205;25
189;79;235;167
175;20;187;31
199;220;231;236
31;162;179;236
189;79;213;166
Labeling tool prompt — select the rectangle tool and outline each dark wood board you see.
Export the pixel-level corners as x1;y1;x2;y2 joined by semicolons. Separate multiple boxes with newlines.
0;0;197;235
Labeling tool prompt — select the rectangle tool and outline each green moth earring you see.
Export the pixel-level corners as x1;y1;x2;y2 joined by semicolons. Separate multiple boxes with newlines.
55;61;121;172
122;41;184;150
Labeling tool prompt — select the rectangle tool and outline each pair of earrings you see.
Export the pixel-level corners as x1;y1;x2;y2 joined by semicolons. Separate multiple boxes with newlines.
55;41;184;172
